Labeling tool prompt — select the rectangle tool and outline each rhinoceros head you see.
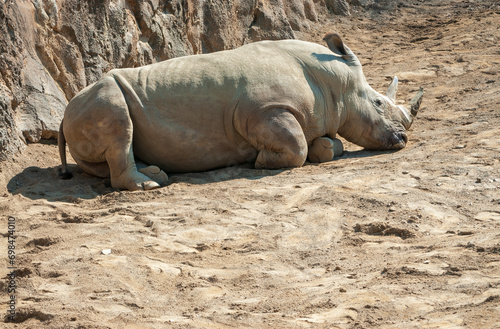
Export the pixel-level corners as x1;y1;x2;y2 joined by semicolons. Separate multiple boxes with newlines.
323;33;419;150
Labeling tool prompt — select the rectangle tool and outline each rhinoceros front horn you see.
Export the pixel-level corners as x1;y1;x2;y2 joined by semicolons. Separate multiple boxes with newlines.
409;87;424;119
386;76;423;129
400;87;424;129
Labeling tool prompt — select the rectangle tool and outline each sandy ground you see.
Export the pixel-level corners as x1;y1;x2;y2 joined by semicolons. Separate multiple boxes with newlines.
1;1;499;328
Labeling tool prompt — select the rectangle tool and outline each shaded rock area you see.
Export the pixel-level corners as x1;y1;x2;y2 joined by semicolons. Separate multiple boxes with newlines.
0;0;371;161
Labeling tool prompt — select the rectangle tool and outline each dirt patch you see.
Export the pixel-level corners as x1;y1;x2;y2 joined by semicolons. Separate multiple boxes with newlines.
0;0;499;328
354;222;415;239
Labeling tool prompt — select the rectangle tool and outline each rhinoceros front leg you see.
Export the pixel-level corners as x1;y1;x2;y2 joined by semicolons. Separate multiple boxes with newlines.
307;137;344;163
245;108;308;169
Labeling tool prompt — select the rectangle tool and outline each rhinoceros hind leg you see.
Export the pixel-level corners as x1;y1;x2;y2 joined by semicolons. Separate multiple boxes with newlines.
73;158;110;178
308;137;344;163
65;75;160;191
247;108;307;169
138;165;169;186
106;143;160;191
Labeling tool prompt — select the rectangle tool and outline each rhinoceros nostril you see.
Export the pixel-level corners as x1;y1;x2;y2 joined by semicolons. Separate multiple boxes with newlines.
401;132;408;144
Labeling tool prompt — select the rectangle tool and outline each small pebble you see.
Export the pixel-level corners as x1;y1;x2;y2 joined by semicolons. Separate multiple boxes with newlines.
101;249;112;255
424;260;430;264
454;145;466;149
146;219;154;227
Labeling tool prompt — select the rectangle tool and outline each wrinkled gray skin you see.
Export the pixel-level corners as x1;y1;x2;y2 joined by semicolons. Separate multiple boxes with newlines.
59;34;417;191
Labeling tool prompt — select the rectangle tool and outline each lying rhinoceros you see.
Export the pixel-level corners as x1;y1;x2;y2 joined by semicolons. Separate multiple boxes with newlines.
59;33;421;191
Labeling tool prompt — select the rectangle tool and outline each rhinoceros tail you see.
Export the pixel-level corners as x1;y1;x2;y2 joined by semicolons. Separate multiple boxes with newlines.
58;120;73;180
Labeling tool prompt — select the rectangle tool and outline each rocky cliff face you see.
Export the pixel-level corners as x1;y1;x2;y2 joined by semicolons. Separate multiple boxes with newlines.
0;0;361;160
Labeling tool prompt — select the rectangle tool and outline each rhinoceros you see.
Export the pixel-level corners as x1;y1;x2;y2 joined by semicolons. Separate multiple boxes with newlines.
59;33;421;191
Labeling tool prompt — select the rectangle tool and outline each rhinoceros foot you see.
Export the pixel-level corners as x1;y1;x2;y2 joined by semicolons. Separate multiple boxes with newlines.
308;137;344;163
138;166;169;186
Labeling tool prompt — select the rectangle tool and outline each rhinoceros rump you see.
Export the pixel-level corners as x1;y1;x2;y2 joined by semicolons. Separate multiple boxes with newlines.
59;34;422;191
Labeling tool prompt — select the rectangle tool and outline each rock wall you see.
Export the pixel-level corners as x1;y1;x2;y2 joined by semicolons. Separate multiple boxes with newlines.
0;0;360;160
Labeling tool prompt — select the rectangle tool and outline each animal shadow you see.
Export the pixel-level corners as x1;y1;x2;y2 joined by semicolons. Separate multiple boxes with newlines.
6;162;285;202
7;164;113;202
7;148;388;202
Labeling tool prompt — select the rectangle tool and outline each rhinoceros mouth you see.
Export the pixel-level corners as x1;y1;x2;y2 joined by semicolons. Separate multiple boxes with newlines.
390;131;408;149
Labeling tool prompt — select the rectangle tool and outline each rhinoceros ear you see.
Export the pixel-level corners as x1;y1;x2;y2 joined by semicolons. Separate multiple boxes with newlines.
323;33;360;65
323;33;347;56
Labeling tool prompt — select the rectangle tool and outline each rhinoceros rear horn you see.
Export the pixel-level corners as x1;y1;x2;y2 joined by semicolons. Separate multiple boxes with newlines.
386;76;398;103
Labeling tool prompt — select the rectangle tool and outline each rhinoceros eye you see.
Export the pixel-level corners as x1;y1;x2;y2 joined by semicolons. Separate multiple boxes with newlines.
373;98;385;114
